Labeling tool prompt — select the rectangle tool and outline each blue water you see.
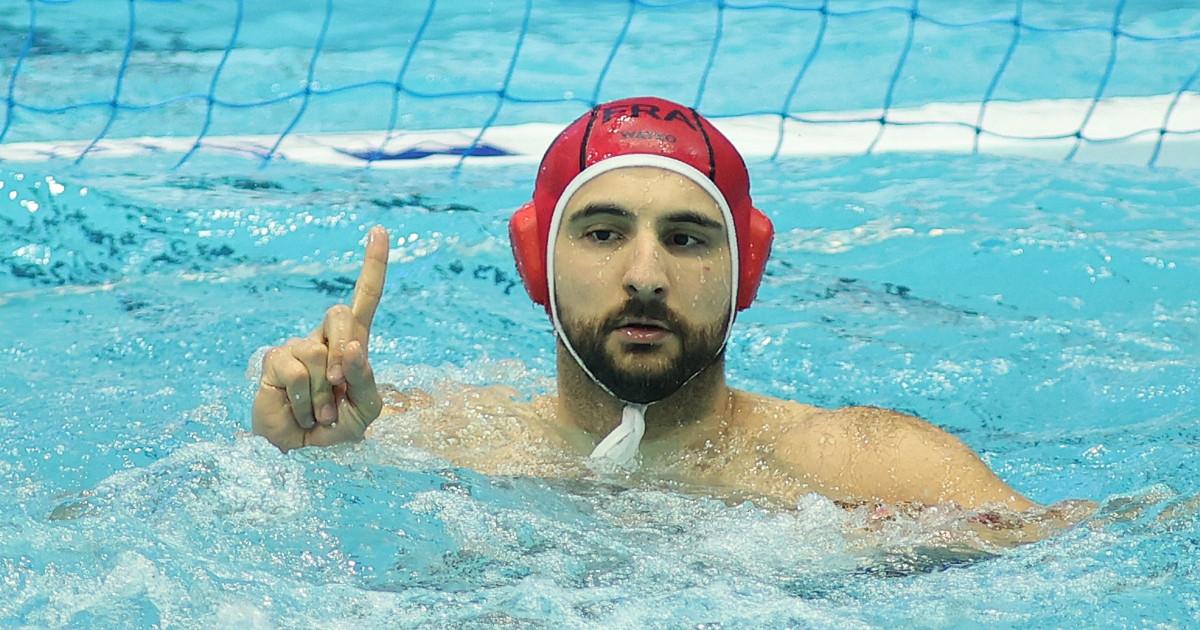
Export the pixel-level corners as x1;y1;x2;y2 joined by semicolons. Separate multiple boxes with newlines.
2;0;1200;627
2;0;1199;144
1;153;1197;627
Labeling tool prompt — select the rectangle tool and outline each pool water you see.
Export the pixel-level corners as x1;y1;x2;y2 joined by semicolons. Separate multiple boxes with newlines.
3;0;1200;626
1;152;1197;627
4;0;1199;144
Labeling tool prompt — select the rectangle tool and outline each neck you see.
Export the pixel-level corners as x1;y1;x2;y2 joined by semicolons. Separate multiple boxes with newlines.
554;339;733;448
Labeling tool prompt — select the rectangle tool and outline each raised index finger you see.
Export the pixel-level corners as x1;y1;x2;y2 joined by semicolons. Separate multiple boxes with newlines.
350;225;390;335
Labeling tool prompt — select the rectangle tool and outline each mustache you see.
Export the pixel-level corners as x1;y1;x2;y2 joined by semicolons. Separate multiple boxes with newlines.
600;298;684;333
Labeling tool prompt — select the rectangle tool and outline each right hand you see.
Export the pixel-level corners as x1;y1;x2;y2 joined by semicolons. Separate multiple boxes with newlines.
252;226;390;451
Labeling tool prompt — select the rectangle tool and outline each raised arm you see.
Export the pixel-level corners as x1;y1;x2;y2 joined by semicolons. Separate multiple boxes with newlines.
252;226;390;451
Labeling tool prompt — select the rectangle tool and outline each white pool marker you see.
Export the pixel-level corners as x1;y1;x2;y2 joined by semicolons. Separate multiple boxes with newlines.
0;94;1196;169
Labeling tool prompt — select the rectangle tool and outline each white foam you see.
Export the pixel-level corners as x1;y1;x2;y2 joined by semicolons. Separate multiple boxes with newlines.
1;94;1196;168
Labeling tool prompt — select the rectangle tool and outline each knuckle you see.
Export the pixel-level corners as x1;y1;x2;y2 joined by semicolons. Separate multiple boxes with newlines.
262;347;283;368
293;340;328;363
281;364;310;390
266;344;298;362
327;304;352;319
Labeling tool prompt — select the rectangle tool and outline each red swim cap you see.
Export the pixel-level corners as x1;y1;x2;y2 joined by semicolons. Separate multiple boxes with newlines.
510;96;773;311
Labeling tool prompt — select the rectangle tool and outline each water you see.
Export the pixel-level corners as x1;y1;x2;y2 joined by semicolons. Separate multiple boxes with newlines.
3;0;1200;627
3;0;1199;143
1;152;1197;627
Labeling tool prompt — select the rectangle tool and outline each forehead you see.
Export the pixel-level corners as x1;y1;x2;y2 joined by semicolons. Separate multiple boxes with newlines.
562;166;725;224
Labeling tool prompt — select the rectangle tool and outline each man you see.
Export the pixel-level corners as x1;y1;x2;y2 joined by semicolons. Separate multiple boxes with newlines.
252;97;1085;530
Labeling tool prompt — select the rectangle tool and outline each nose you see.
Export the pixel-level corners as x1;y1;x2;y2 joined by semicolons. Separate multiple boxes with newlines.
622;233;668;300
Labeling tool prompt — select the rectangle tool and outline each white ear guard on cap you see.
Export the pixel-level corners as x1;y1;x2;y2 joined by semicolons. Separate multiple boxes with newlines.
545;154;739;469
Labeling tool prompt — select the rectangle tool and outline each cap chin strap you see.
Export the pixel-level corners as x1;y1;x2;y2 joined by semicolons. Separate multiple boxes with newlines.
588;402;648;467
545;154;740;470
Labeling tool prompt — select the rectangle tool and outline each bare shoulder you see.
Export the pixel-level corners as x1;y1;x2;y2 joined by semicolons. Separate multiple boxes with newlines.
770;404;964;452
821;405;952;441
732;393;921;444
730;389;824;431
760;401;1037;510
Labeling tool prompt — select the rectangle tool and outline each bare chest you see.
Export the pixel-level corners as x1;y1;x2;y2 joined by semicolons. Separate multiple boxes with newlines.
369;387;592;477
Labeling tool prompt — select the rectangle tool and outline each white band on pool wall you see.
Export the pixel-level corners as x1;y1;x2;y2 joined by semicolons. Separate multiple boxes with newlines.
544;153;741;468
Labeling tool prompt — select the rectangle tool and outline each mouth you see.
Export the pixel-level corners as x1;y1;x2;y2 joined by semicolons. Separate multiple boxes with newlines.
612;318;673;343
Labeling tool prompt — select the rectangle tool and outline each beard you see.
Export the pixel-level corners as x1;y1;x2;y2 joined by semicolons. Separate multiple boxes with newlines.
559;298;728;404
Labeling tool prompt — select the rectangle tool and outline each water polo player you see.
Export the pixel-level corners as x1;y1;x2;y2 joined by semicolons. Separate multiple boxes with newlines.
252;96;1075;518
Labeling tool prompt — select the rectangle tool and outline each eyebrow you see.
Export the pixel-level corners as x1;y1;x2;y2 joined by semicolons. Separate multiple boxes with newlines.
568;203;632;223
568;203;724;231
662;210;724;231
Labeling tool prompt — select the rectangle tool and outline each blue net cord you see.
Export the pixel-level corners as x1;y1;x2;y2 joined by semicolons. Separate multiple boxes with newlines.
176;0;244;169
0;0;36;145
770;0;829;161
693;0;725;109
260;0;335;168
865;0;920;155
75;0;138;164
973;0;1024;155
1149;63;1200;168
368;0;439;168
591;0;637;105
2;0;1199;168
453;0;533;174
1064;0;1126;162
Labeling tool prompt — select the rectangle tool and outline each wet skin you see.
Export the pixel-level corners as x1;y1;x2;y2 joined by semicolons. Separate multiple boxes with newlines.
252;167;1094;544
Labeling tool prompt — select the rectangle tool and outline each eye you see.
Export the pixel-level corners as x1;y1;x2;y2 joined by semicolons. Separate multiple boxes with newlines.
667;233;704;248
585;229;619;243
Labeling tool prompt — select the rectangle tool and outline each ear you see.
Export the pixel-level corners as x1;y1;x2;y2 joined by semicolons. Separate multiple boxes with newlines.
736;207;773;310
509;201;549;307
